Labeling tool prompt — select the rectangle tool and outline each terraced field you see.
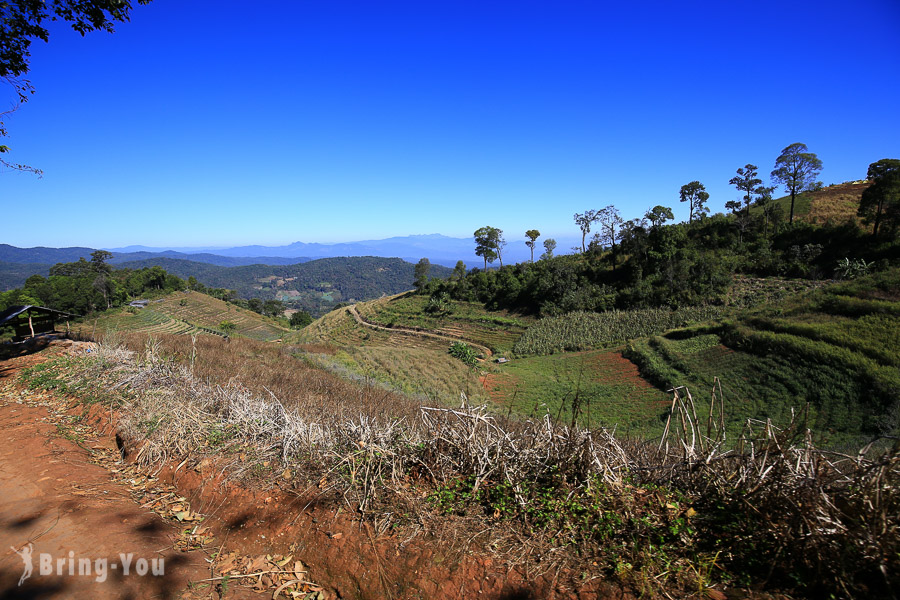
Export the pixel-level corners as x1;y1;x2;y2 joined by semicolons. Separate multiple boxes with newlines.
153;292;288;341
355;293;533;354
73;292;289;342
298;271;899;441
74;305;201;337
297;305;488;405
300;306;446;352
623;269;900;444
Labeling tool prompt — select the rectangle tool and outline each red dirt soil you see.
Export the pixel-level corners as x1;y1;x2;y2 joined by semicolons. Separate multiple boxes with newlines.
0;353;234;599
481;371;522;405
0;343;631;600
582;351;655;389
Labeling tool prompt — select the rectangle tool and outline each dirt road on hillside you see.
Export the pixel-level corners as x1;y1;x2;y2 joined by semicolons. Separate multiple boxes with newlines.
346;305;493;358
0;377;206;597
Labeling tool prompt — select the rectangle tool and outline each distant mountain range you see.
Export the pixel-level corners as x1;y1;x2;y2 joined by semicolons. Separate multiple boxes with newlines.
0;244;308;268
0;233;581;292
3;233;580;271
105;234;534;267
0;251;453;315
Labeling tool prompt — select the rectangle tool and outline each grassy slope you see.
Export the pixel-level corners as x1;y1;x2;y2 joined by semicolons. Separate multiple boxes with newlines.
754;180;871;228
298;303;491;405
484;349;670;432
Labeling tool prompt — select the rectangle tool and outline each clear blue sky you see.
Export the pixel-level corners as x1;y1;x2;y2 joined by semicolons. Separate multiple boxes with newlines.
2;0;898;249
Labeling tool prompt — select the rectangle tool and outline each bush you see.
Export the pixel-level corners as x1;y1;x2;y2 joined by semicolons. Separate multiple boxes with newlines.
424;292;452;315
290;310;314;329
448;341;478;366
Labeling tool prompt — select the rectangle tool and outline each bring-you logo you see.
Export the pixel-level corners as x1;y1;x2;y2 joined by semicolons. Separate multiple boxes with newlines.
10;543;164;585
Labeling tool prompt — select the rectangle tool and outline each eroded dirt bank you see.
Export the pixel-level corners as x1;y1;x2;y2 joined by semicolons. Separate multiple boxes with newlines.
0;351;229;599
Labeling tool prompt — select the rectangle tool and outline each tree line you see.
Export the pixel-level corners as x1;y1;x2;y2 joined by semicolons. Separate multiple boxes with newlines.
0;255;323;332
0;251;185;316
414;149;899;316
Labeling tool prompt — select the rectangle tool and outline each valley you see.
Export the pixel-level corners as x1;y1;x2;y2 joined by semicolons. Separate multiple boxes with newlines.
2;176;899;600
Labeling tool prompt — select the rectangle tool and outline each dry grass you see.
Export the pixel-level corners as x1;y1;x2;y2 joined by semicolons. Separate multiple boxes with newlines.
324;345;489;405
111;331;424;423
805;181;871;228
21;335;900;598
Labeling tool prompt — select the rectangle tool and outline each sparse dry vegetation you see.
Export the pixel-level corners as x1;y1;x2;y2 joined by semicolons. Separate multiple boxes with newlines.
19;334;900;599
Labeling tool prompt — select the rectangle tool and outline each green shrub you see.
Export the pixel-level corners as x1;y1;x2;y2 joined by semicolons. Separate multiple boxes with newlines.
448;341;478;366
817;295;900;317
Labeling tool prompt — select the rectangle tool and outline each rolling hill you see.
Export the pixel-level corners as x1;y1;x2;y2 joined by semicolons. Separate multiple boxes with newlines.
1;251;452;316
297;268;899;442
754;180;872;227
114;256;452;315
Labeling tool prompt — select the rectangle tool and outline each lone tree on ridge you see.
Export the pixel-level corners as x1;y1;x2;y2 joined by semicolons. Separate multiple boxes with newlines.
474;226;502;269
541;238;557;260
574;210;600;253
414;258;431;291
771;143;823;224
679;181;710;223
729;164;763;217
524;229;541;262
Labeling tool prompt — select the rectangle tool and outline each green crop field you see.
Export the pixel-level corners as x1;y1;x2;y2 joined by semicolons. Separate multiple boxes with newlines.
622;269;900;444
513;305;725;355
485;349;671;433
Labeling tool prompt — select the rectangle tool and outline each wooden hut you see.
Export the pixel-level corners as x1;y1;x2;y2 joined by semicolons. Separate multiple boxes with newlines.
0;305;80;342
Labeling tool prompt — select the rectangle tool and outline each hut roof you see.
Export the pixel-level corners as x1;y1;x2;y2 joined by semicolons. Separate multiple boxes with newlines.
0;305;81;327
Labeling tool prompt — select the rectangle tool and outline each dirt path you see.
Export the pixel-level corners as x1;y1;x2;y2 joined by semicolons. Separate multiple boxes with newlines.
0;350;275;600
346;305;494;358
0;387;213;598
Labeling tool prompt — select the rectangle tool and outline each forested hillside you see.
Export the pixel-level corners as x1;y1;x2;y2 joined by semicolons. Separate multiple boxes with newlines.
116;256;452;315
426;184;898;317
0;252;185;317
0;252;452;317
